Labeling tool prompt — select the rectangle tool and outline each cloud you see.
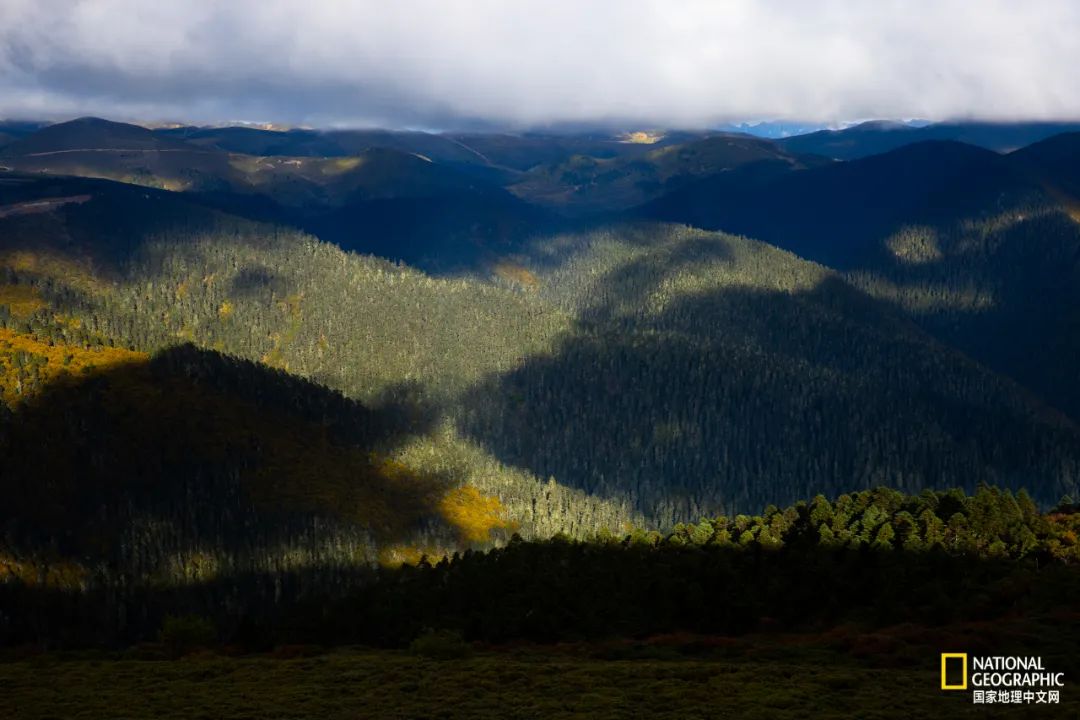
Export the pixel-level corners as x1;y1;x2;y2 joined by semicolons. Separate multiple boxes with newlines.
1;0;1078;128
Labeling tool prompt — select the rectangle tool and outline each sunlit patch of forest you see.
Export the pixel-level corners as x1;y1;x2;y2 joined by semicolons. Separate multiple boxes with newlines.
0;326;146;406
0;284;46;318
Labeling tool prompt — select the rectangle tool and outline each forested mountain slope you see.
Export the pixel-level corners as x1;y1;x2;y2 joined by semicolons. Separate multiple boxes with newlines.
464;225;1080;520
0;330;478;582
641;140;1026;267
2;174;1077;563
0;177;635;580
1010;131;1080;213
640;139;1080;421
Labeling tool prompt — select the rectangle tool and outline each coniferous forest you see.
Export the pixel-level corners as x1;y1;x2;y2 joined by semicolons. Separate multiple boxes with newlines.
2;8;1080;714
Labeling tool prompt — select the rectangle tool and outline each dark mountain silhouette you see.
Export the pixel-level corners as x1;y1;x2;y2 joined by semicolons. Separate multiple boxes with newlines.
1;117;211;156
641;140;1023;266
0;120;48;151
779;120;1080;160
1009;131;1080;209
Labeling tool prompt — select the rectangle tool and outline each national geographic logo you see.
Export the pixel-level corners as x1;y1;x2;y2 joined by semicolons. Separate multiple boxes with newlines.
941;653;1065;705
941;653;968;690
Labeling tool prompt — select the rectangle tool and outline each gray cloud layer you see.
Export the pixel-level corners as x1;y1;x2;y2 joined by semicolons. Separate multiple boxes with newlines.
1;0;1078;128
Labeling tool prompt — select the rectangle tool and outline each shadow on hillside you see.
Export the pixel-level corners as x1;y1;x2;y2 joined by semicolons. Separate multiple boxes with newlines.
640;141;1039;268
0;175;261;282
459;229;1080;523
304;193;565;273
636;145;1080;422
858;210;1080;420
0;171;570;279
0;343;451;571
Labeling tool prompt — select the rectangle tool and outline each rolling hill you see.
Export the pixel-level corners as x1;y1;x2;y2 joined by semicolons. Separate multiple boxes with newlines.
2;174;1077;548
0;117;242;191
641;138;1080;423
641;140;1030;266
0;121;47;151
4;124;1080;534
778;120;1080;160
160;125;493;170
1;118;494;205
1009;131;1080;214
2;119;559;271
507;133;826;215
157;125;718;181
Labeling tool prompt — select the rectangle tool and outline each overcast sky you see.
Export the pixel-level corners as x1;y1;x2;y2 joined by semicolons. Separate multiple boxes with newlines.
1;0;1078;130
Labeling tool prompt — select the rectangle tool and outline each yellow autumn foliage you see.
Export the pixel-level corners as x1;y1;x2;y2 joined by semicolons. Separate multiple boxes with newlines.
439;486;515;543
377;544;437;568
492;262;540;289
0;284;47;318
0;249;104;294
0;328;148;406
0;552;87;589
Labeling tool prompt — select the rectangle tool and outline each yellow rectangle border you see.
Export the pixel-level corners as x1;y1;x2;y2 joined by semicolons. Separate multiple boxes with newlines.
941;653;968;690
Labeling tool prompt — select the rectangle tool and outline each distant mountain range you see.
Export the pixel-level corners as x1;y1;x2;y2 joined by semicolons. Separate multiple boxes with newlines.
0;117;558;270
777;120;1080;159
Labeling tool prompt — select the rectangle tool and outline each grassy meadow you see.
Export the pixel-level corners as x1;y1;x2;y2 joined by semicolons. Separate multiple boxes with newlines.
3;626;1075;720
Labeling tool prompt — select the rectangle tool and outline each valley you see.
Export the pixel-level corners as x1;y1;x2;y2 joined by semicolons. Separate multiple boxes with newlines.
1;117;1078;714
4;5;1080;717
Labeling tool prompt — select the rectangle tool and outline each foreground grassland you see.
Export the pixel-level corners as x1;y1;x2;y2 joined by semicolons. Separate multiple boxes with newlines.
2;637;1074;720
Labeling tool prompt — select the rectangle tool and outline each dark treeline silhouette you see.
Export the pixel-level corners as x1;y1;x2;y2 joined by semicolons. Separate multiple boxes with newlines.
1;486;1077;650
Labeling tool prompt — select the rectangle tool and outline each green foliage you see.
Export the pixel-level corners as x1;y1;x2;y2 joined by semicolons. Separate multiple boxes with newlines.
678;485;1080;561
